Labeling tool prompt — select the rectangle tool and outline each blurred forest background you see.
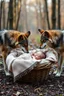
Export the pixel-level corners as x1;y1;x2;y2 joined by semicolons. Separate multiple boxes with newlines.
0;0;64;44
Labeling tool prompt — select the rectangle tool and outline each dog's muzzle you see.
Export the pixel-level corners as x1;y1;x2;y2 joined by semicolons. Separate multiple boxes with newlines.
40;43;47;49
15;41;29;53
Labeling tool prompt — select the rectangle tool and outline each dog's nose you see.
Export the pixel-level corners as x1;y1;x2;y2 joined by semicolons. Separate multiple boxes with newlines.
40;46;41;49
27;51;29;53
40;43;46;49
40;43;42;49
15;41;19;45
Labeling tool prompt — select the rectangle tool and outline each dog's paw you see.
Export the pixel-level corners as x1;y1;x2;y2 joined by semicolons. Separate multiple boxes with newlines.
55;67;63;77
53;69;58;74
5;70;11;76
55;71;61;77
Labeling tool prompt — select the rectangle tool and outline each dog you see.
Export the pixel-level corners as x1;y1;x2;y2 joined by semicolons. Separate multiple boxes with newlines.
0;29;31;75
38;29;64;76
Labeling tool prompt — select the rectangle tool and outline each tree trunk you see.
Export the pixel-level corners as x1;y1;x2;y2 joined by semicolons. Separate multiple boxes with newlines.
44;0;50;29
0;1;3;30
2;0;5;29
0;1;2;30
51;0;56;29
58;0;61;29
7;0;13;29
23;0;28;31
43;1;47;29
39;1;43;29
35;0;39;33
13;0;16;30
7;2;9;29
16;0;22;30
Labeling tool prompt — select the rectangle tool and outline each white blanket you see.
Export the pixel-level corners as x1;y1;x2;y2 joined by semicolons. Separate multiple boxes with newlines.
6;48;58;81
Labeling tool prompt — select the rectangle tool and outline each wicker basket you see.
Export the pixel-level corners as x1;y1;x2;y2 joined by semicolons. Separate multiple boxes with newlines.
18;63;52;83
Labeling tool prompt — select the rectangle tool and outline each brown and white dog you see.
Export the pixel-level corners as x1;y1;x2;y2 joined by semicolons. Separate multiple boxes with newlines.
0;29;31;75
38;29;64;76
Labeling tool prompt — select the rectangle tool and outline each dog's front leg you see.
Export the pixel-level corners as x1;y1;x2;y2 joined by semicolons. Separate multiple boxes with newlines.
2;51;11;76
55;53;63;76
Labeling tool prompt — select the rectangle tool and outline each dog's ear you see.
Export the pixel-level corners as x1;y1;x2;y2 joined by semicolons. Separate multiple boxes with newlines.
18;35;24;42
38;29;44;34
25;31;31;38
44;31;53;43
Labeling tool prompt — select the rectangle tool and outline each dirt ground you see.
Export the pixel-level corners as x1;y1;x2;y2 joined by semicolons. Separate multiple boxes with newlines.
0;64;64;96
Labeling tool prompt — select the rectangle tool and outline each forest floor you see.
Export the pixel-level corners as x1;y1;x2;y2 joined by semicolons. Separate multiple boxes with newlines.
0;63;64;96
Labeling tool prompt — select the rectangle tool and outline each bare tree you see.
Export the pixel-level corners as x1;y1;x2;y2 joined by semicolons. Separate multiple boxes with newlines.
2;0;5;29
58;0;61;29
23;0;28;31
16;0;22;30
0;1;2;30
44;0;50;29
13;0;16;30
0;0;5;30
39;0;43;28
51;0;56;29
7;0;13;29
39;0;48;29
7;0;22;30
35;0;39;32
